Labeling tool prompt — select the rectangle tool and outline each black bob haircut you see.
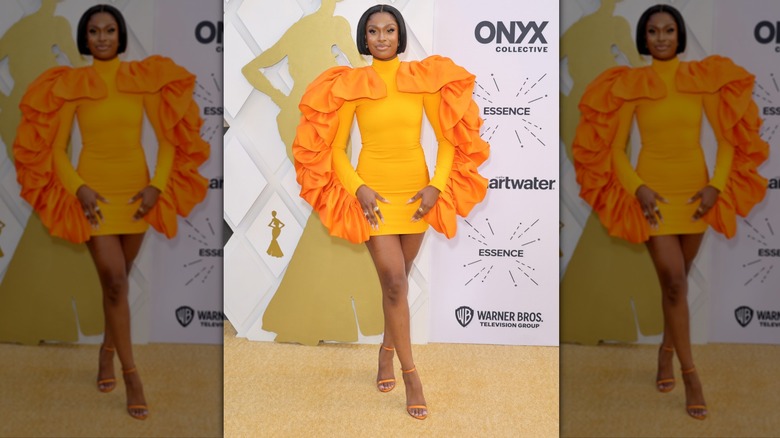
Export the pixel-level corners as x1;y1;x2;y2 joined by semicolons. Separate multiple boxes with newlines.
636;4;687;55
77;4;128;55
356;4;407;56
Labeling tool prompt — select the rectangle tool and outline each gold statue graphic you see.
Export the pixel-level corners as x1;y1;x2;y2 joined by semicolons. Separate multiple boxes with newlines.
560;0;663;344
266;211;285;258
241;0;384;345
0;1;102;344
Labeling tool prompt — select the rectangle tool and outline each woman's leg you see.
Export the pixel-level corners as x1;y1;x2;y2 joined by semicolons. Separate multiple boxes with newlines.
366;233;426;418
646;234;706;418
375;234;424;391
87;233;147;419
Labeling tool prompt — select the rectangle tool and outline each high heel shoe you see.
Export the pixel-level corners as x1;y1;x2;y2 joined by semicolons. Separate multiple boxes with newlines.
97;345;116;393
122;367;149;420
401;366;428;420
376;345;395;393
656;345;675;393
681;367;707;420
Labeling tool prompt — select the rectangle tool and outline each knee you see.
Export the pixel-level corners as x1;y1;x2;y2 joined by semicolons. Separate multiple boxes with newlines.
380;273;408;305
101;272;128;305
660;274;688;306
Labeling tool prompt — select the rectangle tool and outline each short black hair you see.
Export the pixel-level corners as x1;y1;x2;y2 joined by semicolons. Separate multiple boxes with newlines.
356;4;407;56
77;4;128;55
636;4;687;56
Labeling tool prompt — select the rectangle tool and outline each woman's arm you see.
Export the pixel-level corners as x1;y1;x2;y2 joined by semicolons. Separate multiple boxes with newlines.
331;101;365;196
702;93;734;192
422;91;455;192
142;92;175;192
51;101;86;195
610;101;644;195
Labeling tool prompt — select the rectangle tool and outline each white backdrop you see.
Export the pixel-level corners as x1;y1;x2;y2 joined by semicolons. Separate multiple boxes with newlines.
0;0;222;345
429;0;559;346
709;0;780;344
223;0;559;346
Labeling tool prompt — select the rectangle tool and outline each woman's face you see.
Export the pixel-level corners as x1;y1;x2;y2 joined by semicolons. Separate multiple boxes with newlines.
86;12;120;61
365;12;399;61
645;12;678;60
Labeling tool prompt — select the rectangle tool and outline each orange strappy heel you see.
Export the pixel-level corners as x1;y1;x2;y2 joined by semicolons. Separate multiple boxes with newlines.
656;345;675;393
97;345;116;393
681;367;707;420
401;366;428;420
377;345;396;392
122;367;149;420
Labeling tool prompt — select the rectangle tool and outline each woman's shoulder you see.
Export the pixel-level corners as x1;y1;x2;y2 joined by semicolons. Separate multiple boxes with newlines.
676;55;754;93
117;55;196;94
22;64;105;106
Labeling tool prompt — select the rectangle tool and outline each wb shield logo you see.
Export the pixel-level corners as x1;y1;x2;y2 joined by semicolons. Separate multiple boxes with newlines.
176;306;195;327
735;306;754;328
455;306;474;327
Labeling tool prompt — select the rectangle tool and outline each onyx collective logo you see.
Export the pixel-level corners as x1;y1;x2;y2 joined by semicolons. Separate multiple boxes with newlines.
474;20;549;53
176;306;195;327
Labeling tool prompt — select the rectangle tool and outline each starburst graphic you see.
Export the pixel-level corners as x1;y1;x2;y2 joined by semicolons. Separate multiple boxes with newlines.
474;72;550;149
195;72;222;144
754;71;779;145
462;216;542;287
740;216;777;287
181;216;219;286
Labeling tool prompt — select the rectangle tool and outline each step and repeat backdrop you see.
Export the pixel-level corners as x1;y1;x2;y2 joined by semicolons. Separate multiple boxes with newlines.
223;0;559;346
560;0;779;345
0;0;222;345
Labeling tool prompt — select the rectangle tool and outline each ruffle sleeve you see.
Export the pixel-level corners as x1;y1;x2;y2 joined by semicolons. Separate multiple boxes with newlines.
118;55;210;238
572;66;665;243
13;66;106;243
398;55;490;238
292;66;386;243
676;56;769;238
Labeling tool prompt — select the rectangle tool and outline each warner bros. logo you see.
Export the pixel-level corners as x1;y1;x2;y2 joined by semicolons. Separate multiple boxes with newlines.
176;306;195;327
735;306;754;328
455;306;474;327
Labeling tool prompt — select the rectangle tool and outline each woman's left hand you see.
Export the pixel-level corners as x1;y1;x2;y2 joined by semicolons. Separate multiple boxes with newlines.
129;186;161;221
689;185;720;221
409;186;440;222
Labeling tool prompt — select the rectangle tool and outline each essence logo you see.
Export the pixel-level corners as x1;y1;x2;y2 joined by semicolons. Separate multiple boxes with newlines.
740;216;778;287
455;306;474;327
176;306;195;327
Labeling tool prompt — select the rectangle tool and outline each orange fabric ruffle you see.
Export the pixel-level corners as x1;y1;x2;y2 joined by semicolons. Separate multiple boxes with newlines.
292;56;489;243
13;56;209;243
573;56;768;243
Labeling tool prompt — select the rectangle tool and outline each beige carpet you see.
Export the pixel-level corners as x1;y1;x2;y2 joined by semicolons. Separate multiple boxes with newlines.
0;342;222;437
224;322;559;437
561;343;780;437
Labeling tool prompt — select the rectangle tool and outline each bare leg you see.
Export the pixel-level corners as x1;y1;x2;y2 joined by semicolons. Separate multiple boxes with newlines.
376;234;423;392
366;234;427;419
646;234;706;419
87;233;148;420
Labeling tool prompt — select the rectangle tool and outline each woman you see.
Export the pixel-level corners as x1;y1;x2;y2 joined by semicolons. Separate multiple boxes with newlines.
13;4;209;420
293;4;489;420
573;4;768;420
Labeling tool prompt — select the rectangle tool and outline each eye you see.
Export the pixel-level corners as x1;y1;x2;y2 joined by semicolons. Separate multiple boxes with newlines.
368;29;376;34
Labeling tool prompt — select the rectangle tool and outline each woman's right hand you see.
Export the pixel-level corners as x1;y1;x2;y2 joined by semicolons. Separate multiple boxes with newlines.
76;184;108;229
635;185;668;229
356;185;390;230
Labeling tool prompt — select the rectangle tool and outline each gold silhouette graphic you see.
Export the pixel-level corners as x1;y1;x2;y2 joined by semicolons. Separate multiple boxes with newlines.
266;211;285;258
242;0;383;345
0;2;102;344
560;0;663;345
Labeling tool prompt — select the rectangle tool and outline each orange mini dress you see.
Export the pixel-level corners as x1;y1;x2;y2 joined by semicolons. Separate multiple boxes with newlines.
573;55;768;243
293;55;490;243
14;56;210;243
